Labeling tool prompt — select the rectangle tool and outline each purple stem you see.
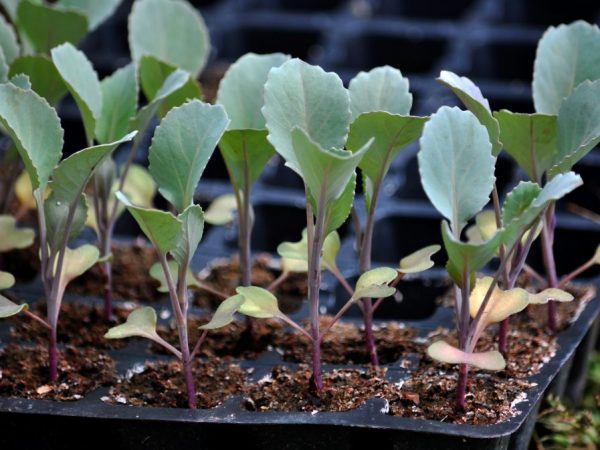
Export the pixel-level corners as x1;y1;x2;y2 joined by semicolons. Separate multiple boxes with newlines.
492;185;511;352
456;363;468;410
540;208;559;331
103;261;113;321
48;326;58;382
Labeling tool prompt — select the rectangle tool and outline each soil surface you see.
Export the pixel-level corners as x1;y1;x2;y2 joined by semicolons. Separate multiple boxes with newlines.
108;359;247;408
0;343;116;400
70;243;161;302
11;302;134;350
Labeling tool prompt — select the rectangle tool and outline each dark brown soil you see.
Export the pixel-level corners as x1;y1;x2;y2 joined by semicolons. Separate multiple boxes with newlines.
11;302;134;350
109;359;247;408
0;343;116;401
194;254;308;315
69;243;161;302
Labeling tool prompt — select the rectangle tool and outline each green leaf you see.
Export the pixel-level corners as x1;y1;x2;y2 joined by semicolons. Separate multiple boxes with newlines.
204;193;237;225
95;63;137;144
171;204;204;266
427;340;505;371
533;21;600;114
17;0;88;54
0;13;19;64
399;245;440;274
8;55;68;105
55;244;99;299
217;52;290;130
352;267;397;301
263;58;350;174
105;307;160;340
347;112;427;210
58;0;121;30
418;106;496;233
494;110;557;181
437;70;502;155
44;193;87;248
149;100;229;212
236;286;281;318
116;191;182;253
502;182;543;225
277;229;340;273
128;0;209;78
149;260;202;293
138;56;201;118
0;0;21;22
199;295;244;330
552;80;600;176
51;43;102;144
0;215;34;252
348;65;412;120
10;73;31;89
0;271;15;289
0;82;63;192
323;172;357;235
0;295;27;318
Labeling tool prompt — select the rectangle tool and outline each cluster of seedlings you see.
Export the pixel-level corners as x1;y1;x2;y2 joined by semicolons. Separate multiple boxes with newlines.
0;0;599;420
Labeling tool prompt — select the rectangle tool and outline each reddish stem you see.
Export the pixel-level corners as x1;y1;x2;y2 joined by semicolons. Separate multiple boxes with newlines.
183;357;197;409
103;261;113;321
362;301;379;366
540;208;559;332
456;363;468;410
48;326;58;383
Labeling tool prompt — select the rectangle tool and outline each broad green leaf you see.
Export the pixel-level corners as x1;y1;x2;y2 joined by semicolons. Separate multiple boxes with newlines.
427;340;505;371
217;52;290;130
105;307;160;339
529;288;574;304
219;129;276;193
502;182;543;225
0;215;34;252
552;80;600;176
10;73;30;89
351;267;397;301
117;191;182;253
17;0;88;54
44;192;87;248
171;204;204;266
51;43;102;143
263;58;350;174
349;65;412;121
418;106;496;233
138;56;201;118
0;295;27;318
58;0;120;30
204;194;237;225
398;245;440;274
236;286;281;318
149;100;229;212
199;295;244;330
96;63;137;144
0;0;21;22
533;21;600;114
128;0;209;78
55;244;99;300
0;14;19;64
0;83;63;192
347;112;427;211
494;111;557;181
8;55;67;105
0;271;15;289
324;174;356;235
469;276;529;325
437;70;501;155
149;260;202;293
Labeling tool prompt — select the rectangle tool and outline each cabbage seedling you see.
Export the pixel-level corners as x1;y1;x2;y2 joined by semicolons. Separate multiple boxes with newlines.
0;77;135;381
106;99;229;408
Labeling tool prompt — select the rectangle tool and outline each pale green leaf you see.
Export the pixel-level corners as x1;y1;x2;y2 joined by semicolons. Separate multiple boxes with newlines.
55;244;99;299
171;204;204;266
0;295;27;318
0;215;34;252
398;245;440;274
10;73;30;89
469;276;530;325
105;307;160;339
352;267;397;301
529;288;574;304
58;0;121;30
324;173;356;235
149;100;229;212
204;194;237;225
8;55;67;105
0;13;19;64
149;260;202;293
199;295;244;330
277;229;340;273
236;286;281;318
427;340;505;371
0;271;15;289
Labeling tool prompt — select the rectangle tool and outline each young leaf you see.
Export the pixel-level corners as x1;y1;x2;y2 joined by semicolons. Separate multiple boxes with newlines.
469;276;529;326
0;82;63;192
348;66;412;120
57;0;121;31
277;229;340;273
427;340;506;371
51;43;102;144
0;14;19;64
0;271;15;290
116;191;182;253
552;80;600;176
128;0;209;78
418;106;496;233
44;194;88;249
533;21;600;114
494;111;557;181
8;55;67;105
199;295;244;330
148;100;229;212
95;63;138;144
351;267;397;301
10;73;31;90
55;244;99;300
17;0;88;54
398;245;440;273
149;260;202;293
529;288;574;304
0;295;27;318
0;215;34;252
171;204;204;266
204;194;237;225
236;286;281;318
262;58;350;174
105;306;160;340
437;71;502;155
323;174;356;236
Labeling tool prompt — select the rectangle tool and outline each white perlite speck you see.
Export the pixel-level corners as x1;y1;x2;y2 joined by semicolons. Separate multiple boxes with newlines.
380;399;390;414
